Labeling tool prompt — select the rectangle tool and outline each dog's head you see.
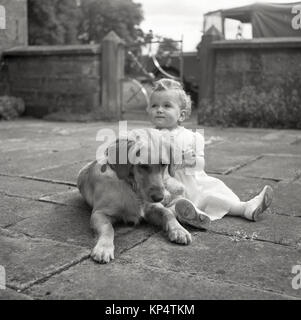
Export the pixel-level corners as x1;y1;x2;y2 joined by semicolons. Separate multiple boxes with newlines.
105;136;175;203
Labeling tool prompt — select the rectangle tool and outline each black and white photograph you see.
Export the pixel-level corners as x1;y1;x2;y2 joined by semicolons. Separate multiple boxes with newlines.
0;0;301;304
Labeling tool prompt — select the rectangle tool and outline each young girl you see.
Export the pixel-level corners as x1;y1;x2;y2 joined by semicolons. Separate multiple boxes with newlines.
147;78;273;228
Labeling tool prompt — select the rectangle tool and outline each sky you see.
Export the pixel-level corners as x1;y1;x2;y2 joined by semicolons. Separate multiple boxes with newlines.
138;0;298;51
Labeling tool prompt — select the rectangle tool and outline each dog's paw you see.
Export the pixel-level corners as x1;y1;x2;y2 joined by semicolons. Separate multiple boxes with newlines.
91;241;115;264
167;225;192;245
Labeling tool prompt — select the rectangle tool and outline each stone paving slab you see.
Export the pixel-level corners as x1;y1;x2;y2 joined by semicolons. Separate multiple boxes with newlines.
0;148;48;165
0;228;90;291
0;123;104;151
0;194;62;228
260;130;301;144
0;143;96;163
271;181;301;217
204;127;301;144
119;232;301;298
0;288;33;300
204;150;253;174
0;119;121;141
0;175;73;199
0;121;148;156
7;201;94;247
207;213;301;247
235;154;301;181
207;139;301;157
0;148;94;176
24;259;290;300
0;136;83;154
201;127;275;142
8;199;157;252
211;174;277;201
0;120;99;140
39;188;89;209
30;160;91;185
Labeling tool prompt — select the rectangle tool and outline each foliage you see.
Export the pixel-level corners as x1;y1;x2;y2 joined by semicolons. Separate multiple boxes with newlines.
28;0;81;45
78;0;144;45
156;37;180;57
28;0;144;46
198;85;301;129
0;96;25;120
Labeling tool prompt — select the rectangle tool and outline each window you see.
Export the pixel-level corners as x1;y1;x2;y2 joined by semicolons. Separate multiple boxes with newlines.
0;5;5;30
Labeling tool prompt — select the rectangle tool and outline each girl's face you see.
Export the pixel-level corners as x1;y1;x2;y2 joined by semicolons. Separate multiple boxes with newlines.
148;90;186;129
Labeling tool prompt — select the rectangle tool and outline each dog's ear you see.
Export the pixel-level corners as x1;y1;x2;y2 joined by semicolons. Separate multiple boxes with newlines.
106;139;135;180
110;163;133;180
168;144;176;177
160;135;176;177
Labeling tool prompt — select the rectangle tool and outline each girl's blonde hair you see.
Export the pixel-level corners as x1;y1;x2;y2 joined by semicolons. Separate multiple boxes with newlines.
149;78;192;118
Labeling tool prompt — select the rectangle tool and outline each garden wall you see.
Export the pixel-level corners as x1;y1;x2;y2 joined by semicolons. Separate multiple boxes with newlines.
212;38;301;100
197;36;301;128
1;44;102;117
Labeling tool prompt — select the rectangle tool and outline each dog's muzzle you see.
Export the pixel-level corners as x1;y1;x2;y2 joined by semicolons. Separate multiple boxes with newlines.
149;186;165;203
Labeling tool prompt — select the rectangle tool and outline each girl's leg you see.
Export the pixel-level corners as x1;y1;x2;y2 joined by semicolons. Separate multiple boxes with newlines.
175;184;273;227
228;185;273;221
175;185;274;226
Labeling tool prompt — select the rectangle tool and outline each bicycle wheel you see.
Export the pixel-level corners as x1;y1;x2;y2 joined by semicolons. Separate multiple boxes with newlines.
121;77;152;116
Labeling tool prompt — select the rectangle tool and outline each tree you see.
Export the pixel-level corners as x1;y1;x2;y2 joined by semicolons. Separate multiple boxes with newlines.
78;0;144;45
156;37;180;57
28;0;82;45
28;0;144;46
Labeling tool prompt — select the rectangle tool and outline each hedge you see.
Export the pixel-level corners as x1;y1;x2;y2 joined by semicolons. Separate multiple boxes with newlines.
198;86;301;129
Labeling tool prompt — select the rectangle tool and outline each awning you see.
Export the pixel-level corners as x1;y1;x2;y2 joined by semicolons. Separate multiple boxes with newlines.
204;2;301;37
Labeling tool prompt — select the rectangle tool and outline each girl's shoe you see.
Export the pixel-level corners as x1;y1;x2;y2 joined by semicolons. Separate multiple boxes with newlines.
244;185;273;221
175;198;211;229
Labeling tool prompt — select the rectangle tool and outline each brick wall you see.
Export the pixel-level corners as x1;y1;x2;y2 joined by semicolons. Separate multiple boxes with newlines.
212;38;301;100
0;56;9;94
2;45;102;117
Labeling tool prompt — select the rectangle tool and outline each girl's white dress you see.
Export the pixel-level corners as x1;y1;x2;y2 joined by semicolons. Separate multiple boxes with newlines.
160;126;240;221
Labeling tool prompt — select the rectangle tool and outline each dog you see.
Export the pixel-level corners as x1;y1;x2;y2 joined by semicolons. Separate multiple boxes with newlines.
77;134;192;263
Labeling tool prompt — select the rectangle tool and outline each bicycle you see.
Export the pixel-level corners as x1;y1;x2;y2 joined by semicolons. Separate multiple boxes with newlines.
121;34;184;119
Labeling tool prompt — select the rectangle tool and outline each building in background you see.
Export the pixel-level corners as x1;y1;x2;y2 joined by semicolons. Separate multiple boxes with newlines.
0;0;28;51
203;2;301;39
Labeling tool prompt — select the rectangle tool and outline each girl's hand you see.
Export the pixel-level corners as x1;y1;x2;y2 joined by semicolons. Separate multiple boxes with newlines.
182;148;196;167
